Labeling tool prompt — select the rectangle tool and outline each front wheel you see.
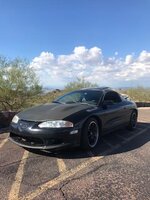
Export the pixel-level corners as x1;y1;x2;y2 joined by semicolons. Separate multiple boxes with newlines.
127;111;137;131
81;118;100;150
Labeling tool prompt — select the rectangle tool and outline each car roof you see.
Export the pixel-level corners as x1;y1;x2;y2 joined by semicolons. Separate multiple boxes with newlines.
79;87;112;92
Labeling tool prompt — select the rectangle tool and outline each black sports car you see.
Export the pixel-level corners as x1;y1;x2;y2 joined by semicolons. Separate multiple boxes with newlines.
9;87;138;150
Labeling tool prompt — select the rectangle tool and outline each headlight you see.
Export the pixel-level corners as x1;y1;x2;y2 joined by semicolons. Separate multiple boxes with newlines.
12;115;19;124
38;120;73;128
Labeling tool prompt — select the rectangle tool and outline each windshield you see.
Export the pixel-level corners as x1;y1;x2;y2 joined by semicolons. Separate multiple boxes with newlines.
54;90;103;105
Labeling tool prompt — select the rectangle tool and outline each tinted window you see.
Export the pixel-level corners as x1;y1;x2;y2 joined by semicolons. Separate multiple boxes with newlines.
54;90;103;105
104;91;122;104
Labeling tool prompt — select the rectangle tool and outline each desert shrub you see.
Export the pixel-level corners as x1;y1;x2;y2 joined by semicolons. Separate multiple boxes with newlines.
64;78;98;92
0;57;42;111
120;87;150;102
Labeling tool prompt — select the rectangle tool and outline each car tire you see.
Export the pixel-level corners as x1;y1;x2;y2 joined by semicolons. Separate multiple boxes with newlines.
127;110;137;131
81;118;100;150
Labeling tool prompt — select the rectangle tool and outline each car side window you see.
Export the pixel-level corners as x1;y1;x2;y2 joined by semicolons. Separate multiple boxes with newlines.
103;91;122;104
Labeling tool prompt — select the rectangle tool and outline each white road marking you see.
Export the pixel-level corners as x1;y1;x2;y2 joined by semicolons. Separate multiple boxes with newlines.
138;120;150;123
8;150;29;200
138;123;150;128
121;128;149;143
57;158;67;173
115;128;141;141
19;127;149;200
102;138;114;149
21;155;104;200
115;133;128;141
138;107;150;110
0;138;7;149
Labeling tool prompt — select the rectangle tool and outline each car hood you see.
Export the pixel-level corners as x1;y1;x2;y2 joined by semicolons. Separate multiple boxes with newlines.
17;103;94;122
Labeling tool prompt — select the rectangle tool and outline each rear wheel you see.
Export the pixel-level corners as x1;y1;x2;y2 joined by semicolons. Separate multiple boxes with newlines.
127;111;137;131
81;118;100;150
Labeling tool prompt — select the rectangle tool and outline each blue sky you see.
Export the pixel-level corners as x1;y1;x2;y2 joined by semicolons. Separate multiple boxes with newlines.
0;0;150;88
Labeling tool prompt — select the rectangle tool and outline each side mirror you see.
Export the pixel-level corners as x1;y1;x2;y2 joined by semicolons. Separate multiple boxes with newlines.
102;100;114;109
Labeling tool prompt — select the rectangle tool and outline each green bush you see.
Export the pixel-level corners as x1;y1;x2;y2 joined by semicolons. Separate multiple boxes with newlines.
0;57;42;111
64;78;98;92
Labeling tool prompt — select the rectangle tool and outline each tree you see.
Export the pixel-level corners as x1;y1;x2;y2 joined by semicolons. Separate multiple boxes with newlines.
0;57;42;111
64;77;98;92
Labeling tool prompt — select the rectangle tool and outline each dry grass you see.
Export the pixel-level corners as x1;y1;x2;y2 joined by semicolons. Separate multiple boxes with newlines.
119;87;150;102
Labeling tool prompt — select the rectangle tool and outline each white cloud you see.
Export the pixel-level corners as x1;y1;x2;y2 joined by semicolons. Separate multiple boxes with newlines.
29;46;150;88
138;50;150;63
125;55;133;65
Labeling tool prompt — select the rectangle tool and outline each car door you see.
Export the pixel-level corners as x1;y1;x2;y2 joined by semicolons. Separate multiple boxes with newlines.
100;91;127;132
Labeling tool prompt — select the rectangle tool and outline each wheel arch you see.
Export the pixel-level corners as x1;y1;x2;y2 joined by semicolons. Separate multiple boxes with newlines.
83;115;102;133
80;115;102;149
132;108;138;117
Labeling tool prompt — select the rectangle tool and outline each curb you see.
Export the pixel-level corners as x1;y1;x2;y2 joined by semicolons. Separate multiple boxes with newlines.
136;102;150;107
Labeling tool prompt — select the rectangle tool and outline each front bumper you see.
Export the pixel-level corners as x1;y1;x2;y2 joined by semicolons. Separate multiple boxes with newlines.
9;120;81;150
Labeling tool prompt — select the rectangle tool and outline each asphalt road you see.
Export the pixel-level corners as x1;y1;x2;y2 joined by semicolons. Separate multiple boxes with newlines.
0;108;150;200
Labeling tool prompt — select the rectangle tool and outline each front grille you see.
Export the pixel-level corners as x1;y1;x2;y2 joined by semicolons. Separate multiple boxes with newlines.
18;120;36;129
10;132;44;147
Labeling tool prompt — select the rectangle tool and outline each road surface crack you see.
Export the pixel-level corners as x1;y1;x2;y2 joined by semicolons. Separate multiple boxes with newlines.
0;155;42;168
57;163;106;199
59;181;69;200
